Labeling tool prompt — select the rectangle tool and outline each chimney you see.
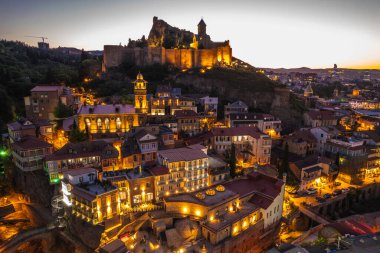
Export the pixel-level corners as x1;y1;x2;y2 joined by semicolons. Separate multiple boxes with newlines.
89;107;94;114
115;106;120;113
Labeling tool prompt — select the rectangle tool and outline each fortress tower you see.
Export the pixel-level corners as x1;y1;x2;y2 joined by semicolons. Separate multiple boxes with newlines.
133;72;148;113
198;18;206;36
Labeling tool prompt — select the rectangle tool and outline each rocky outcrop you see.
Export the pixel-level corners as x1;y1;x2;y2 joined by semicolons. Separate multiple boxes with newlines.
148;16;194;48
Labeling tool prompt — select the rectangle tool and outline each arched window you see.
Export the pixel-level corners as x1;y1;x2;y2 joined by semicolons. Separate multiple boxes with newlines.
116;117;121;130
97;118;102;129
85;118;91;127
105;118;110;130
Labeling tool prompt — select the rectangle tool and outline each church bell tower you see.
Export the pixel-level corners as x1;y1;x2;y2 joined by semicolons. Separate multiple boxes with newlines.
133;72;148;113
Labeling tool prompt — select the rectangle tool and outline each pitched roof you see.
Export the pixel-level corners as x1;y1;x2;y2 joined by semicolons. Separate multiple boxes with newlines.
198;18;206;26
46;140;118;161
11;136;52;150
211;127;264;139
174;110;198;118
225;100;248;108
224;172;284;199
158;147;208;162
149;166;170;176
31;85;62;92
292;155;332;169
77;104;135;115
284;130;317;144
307;110;336;121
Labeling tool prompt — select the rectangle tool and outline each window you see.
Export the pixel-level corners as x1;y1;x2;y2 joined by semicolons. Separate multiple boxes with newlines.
105;118;110;130
133;195;142;204
116;117;121;129
97;118;102;129
85;118;91;127
146;193;153;201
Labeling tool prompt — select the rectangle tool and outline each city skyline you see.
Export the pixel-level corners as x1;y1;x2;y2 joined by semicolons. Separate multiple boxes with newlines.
1;0;380;69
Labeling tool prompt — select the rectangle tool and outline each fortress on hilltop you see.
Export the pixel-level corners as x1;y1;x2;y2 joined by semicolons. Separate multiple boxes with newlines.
102;17;232;71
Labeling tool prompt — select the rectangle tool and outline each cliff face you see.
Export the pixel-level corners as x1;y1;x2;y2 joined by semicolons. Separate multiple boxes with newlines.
147;17;194;48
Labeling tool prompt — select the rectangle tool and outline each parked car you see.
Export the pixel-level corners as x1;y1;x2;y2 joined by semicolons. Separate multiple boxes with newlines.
306;188;317;195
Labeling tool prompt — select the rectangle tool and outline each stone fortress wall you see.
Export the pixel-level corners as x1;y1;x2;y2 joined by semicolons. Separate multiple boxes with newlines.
102;45;232;71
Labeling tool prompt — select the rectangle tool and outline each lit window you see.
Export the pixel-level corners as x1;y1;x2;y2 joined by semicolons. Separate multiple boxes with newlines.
105;118;110;130
116;117;121;129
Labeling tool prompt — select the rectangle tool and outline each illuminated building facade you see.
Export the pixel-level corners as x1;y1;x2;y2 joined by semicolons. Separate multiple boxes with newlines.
283;130;318;157
303;110;337;128
211;127;272;165
133;73;148;114
224;100;248;124
7;118;54;144
227;113;282;139
289;156;336;191
24;85;77;121
46;140;119;184
77;104;145;134
157;147;209;196
121;130;158;169
164;172;284;248
62;168;121;225
174;110;202;136
150;96;197;116
11;136;53;172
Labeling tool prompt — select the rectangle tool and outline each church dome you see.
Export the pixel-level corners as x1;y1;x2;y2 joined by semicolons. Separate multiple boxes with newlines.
136;72;144;80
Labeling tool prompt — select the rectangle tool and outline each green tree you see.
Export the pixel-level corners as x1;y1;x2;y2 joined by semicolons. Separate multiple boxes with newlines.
69;120;88;143
335;152;340;166
54;101;74;119
229;144;237;178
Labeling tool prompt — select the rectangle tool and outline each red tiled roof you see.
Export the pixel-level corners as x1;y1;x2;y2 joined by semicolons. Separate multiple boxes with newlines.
249;194;274;209
284;130;317;144
211;127;264;139
307;110;336;121
149;166;170;176
185;131;213;145
11;136;52;150
224;172;284;199
174;110;198;118
31;85;62;92
78;104;135;115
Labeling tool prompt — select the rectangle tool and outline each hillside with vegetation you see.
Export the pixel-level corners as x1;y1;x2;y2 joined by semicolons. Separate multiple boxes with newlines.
0;40;299;131
0;40;100;130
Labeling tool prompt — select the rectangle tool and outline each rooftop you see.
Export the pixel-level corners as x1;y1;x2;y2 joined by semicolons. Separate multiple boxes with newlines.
202;202;259;232
46;140;118;161
72;181;116;201
225;100;248;108
211;127;265;139
158;147;208;162
165;186;238;207
31;85;62;92
11;135;52;150
64;167;97;178
224;172;284;199
78;104;135;115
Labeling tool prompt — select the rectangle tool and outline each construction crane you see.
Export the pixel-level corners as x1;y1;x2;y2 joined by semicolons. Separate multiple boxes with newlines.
25;36;48;43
